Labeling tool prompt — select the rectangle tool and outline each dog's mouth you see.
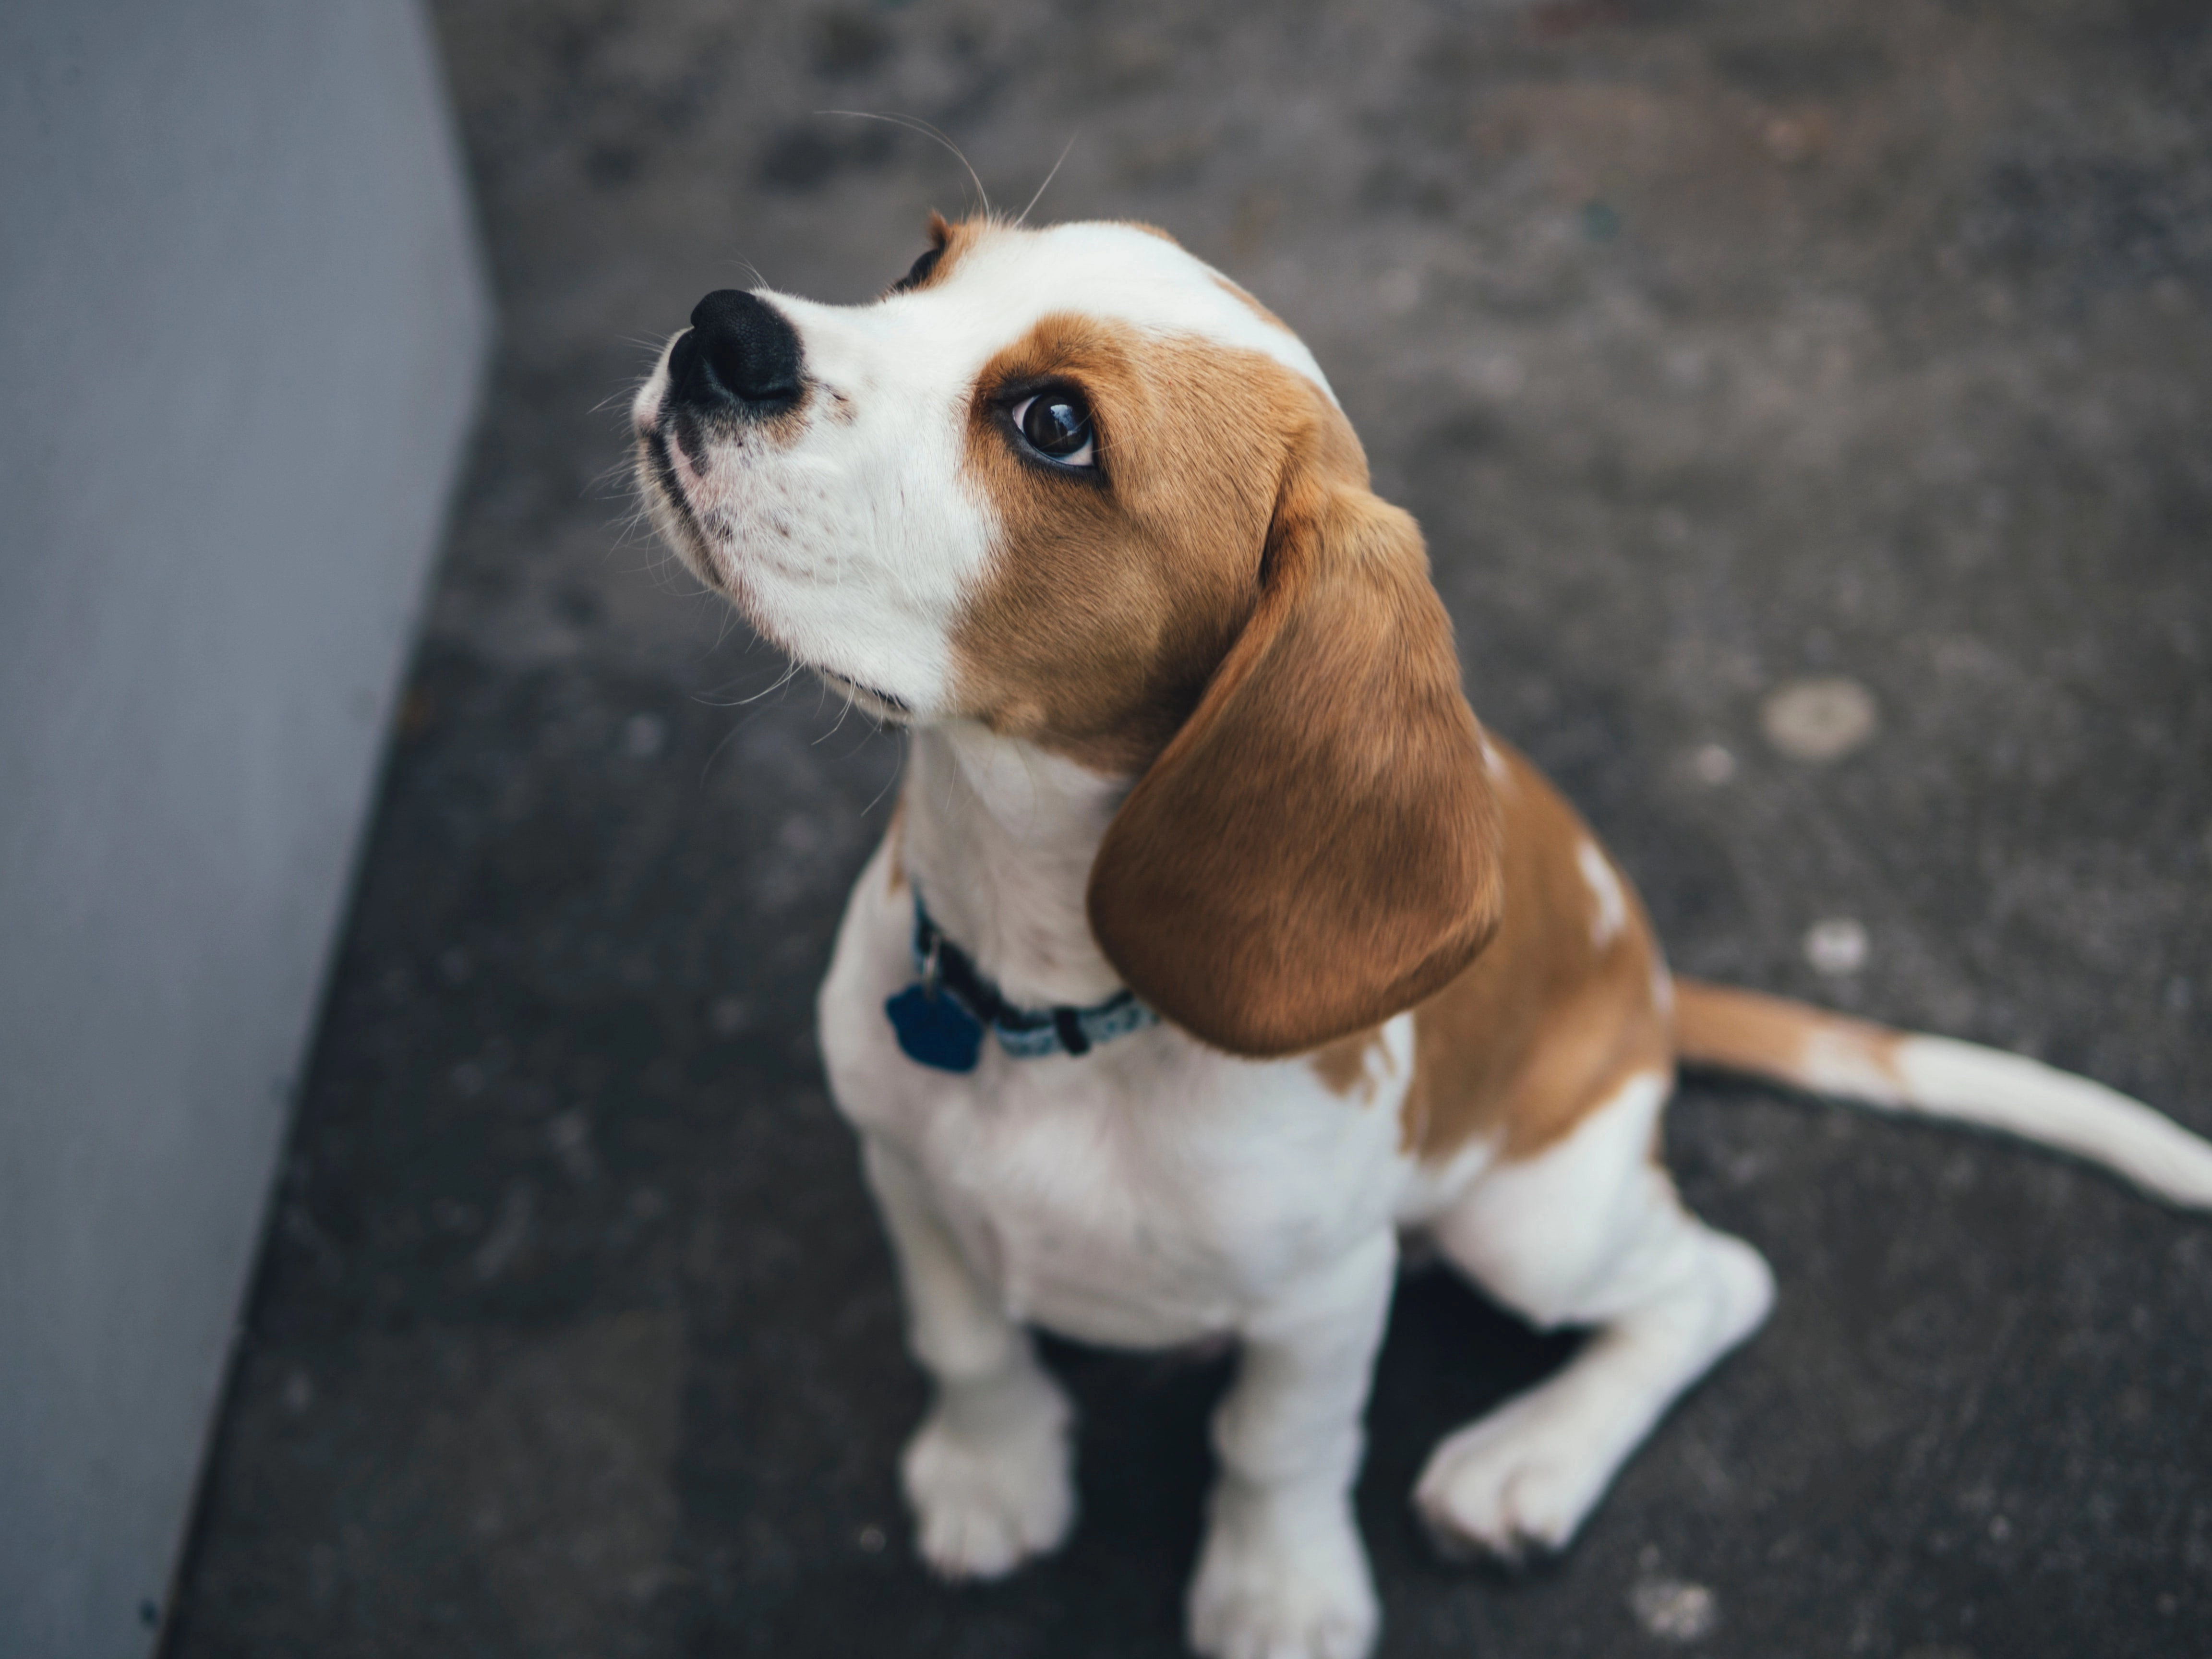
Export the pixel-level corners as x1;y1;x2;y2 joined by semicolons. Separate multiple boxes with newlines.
637;423;910;724
641;425;704;540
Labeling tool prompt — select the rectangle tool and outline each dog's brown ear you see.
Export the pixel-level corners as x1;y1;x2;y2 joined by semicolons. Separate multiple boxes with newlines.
1086;434;1504;1058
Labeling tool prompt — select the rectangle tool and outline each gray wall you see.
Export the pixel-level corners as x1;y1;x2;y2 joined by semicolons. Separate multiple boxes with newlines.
0;4;489;1654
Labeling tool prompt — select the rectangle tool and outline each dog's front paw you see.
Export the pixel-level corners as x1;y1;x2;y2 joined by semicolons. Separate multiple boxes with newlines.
900;1371;1075;1581
1412;1391;1611;1565
1188;1484;1378;1659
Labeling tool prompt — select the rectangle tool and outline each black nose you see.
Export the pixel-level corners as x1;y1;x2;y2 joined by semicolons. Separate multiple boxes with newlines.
669;289;803;415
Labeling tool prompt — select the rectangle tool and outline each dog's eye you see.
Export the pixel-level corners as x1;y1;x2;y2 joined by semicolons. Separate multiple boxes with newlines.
1010;392;1096;469
889;245;942;294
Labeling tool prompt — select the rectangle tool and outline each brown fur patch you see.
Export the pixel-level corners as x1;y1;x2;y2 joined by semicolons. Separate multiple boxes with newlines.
1310;1027;1391;1101
1673;980;1903;1094
889;211;971;296
950;315;1333;774
1402;743;1673;1162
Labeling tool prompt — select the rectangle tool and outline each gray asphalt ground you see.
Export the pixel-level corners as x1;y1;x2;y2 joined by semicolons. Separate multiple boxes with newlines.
164;2;2212;1656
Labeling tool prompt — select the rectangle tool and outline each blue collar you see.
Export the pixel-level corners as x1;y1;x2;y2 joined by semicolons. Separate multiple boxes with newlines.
883;892;1157;1073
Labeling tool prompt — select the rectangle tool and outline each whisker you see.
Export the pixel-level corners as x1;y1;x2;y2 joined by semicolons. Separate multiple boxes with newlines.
817;109;991;216
735;660;807;707
816;689;856;745
699;717;747;787
1016;132;1078;227
858;730;909;817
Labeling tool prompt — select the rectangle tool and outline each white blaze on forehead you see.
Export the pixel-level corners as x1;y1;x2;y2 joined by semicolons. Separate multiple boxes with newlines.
1575;839;1628;949
954;222;1337;403
782;220;1337;409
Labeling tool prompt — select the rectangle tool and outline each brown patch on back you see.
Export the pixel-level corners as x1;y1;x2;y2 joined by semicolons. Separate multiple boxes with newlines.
1404;743;1673;1161
950;316;1342;774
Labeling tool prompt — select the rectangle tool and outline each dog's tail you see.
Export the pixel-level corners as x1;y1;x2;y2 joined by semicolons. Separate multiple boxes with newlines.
1672;980;2212;1210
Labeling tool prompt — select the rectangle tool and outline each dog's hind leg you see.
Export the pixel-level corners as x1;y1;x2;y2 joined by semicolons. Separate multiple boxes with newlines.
862;1135;1077;1580
1414;1069;1775;1563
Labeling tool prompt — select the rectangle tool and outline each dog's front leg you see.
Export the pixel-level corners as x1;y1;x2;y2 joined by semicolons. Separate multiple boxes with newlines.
860;1135;1076;1580
1190;1229;1396;1659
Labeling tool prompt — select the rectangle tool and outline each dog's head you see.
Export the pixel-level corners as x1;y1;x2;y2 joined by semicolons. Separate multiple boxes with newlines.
634;215;1503;1056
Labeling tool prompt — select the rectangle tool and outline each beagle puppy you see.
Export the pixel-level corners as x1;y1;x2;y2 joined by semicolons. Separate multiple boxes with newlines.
631;214;2212;1659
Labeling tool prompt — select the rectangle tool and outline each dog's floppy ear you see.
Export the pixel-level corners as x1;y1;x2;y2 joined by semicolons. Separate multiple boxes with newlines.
1086;426;1504;1058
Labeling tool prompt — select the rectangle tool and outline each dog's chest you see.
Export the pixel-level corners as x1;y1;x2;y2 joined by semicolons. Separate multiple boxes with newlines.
818;857;1416;1346
918;1042;1406;1344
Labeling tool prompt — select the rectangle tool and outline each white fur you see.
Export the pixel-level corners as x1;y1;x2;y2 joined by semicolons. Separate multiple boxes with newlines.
820;725;1419;1656
1752;1021;2212;1211
1888;1036;2212;1209
1575;837;1628;949
1800;1028;1909;1105
821;729;1419;1352
633;293;995;716
1415;1072;1774;1560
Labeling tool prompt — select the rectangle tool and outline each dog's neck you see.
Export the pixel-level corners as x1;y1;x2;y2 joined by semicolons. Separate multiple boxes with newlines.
899;723;1135;1010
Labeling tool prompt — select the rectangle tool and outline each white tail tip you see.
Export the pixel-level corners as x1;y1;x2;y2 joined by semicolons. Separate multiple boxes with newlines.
1892;1036;2212;1211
